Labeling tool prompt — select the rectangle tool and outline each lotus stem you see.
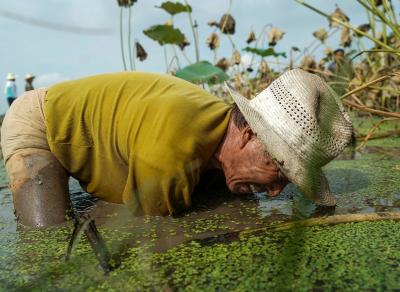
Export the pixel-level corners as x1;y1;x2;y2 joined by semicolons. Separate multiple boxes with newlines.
357;0;400;41
127;6;136;70
343;97;400;118
184;0;200;63
295;0;398;53
194;212;400;245
119;7;127;71
340;73;397;99
356;117;399;149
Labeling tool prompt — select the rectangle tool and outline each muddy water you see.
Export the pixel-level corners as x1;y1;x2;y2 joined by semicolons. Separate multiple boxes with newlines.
0;139;399;290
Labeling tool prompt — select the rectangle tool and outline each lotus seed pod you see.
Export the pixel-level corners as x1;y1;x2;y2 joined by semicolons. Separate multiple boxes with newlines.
116;0;137;7
354;24;371;37
246;30;256;44
216;58;229;72
233;73;242;89
318;59;326;71
164;19;173;26
329;7;350;27
268;27;285;47
178;38;190;50
208;14;235;34
135;41;147;61
324;47;334;57
258;60;270;76
340;26;352;47
231;50;241;65
300;55;317;72
207;33;220;50
219;14;236;34
313;28;328;43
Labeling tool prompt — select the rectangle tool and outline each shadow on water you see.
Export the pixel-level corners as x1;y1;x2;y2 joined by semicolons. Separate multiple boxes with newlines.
326;168;369;195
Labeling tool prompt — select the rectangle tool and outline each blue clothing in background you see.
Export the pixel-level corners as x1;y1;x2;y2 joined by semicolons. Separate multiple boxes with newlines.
4;80;17;106
5;80;17;98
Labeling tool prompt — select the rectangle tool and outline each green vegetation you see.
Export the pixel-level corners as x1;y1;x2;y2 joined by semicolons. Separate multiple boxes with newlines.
116;0;400;147
1;220;399;291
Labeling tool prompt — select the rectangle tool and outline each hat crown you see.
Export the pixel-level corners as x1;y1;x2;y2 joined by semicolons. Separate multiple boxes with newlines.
252;68;352;163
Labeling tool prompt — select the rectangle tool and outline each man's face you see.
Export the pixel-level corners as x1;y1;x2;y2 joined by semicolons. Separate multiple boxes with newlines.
223;125;289;196
334;51;344;61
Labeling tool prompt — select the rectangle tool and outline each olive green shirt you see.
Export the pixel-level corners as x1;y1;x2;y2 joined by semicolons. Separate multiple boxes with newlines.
44;72;230;215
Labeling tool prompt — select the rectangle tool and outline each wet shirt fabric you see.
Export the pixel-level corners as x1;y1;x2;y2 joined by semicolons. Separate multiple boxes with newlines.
44;72;231;216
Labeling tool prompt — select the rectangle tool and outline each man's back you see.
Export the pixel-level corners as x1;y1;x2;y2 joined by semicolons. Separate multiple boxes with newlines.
44;72;231;215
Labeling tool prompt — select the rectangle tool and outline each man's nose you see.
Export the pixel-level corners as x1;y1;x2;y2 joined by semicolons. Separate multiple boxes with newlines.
266;181;287;197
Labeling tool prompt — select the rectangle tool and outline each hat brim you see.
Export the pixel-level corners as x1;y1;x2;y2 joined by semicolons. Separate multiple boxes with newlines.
225;82;335;206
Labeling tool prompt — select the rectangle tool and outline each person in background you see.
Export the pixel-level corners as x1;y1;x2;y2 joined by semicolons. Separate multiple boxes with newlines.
328;48;345;73
4;73;17;106
25;74;35;91
327;48;354;96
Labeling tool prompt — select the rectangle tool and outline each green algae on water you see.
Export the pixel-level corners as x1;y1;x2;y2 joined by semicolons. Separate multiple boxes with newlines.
1;220;399;291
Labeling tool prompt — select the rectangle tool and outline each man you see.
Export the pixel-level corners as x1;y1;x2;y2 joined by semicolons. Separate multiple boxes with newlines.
1;69;353;228
25;74;35;91
4;73;17;106
327;48;354;95
327;48;345;73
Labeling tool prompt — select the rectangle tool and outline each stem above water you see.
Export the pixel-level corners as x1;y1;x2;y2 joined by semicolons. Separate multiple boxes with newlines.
119;7;127;71
184;0;200;63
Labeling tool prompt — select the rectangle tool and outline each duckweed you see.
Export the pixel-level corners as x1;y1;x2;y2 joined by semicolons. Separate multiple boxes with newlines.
0;221;399;290
0;121;399;290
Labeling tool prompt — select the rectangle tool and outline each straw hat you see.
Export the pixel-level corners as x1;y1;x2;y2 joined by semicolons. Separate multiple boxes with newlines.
25;73;35;80
226;68;353;206
7;73;16;80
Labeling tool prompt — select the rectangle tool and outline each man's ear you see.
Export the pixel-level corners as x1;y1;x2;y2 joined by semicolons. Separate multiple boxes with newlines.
239;125;255;149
